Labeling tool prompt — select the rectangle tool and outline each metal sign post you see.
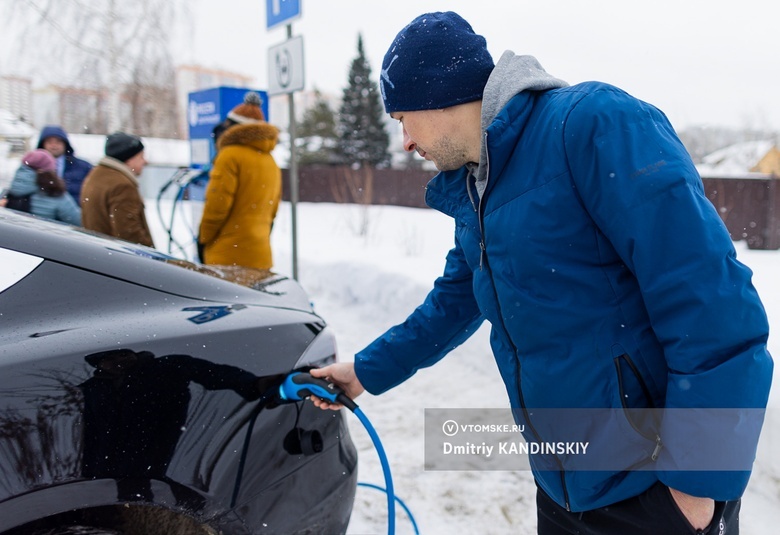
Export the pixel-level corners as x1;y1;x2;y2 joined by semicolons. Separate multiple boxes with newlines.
266;0;303;280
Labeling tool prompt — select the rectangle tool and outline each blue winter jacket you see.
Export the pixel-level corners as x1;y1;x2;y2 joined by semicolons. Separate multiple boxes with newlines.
355;81;773;511
8;165;82;226
37;125;93;203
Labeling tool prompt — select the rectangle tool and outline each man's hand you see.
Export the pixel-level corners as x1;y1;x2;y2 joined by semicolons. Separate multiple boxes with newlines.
309;363;365;410
668;487;715;531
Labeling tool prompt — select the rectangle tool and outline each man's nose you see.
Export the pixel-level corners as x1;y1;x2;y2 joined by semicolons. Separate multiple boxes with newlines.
402;128;416;153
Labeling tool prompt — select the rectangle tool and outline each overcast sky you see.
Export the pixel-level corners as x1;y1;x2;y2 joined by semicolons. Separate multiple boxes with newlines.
183;0;780;132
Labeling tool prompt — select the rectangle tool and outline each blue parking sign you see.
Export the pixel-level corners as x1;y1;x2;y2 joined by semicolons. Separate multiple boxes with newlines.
266;0;301;30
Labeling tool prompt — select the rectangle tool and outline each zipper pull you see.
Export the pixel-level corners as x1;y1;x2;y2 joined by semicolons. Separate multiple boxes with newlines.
651;435;663;461
479;241;485;270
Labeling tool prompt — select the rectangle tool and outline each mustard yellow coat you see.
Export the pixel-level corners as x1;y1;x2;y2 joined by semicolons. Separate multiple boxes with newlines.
198;122;282;269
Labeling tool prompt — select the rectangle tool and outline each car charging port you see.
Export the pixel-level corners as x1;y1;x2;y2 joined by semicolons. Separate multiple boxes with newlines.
284;427;324;456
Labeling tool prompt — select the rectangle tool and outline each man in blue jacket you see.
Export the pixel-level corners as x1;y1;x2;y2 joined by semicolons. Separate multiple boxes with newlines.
311;11;773;534
37;125;94;204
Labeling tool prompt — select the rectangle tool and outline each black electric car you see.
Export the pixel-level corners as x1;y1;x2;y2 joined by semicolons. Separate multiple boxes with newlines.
0;208;357;534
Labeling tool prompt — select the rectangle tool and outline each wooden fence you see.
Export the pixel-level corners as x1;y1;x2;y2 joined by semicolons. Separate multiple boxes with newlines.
702;177;780;250
283;166;780;250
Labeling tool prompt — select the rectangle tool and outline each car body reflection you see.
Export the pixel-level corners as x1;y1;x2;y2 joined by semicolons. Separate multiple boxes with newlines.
0;209;357;534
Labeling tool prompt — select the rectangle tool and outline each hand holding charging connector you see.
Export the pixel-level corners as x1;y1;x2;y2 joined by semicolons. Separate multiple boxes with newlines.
309;362;366;409
279;371;357;411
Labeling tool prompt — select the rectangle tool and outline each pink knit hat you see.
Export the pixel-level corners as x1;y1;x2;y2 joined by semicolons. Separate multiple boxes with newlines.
22;149;57;172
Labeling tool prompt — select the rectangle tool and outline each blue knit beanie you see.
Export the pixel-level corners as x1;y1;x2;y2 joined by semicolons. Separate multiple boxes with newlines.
380;11;494;113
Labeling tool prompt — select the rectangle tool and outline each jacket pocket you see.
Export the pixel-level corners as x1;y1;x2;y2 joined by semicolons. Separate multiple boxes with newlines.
614;354;659;442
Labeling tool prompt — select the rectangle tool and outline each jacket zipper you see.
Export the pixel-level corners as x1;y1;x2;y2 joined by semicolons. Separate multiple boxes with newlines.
477;131;571;510
465;167;487;271
477;133;488;271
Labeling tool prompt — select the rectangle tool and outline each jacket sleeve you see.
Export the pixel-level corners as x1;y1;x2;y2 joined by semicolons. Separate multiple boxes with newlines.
563;86;773;500
198;149;239;244
161;355;263;401
55;194;82;226
355;236;484;395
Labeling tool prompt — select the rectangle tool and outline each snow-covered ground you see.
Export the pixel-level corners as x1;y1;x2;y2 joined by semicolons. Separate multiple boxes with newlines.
150;199;779;535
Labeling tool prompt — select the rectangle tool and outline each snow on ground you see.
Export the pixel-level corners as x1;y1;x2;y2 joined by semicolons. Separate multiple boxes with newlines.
153;200;778;534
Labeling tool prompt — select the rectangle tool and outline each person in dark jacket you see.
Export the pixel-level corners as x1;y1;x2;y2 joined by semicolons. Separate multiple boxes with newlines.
6;148;81;225
80;131;154;247
309;11;773;535
37;125;93;203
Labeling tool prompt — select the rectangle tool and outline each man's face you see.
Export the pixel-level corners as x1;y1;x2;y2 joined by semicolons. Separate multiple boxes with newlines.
42;137;67;158
125;151;147;177
390;109;473;171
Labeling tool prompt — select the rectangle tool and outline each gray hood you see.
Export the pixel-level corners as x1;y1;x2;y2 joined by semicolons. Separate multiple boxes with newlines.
473;52;568;188
481;51;569;130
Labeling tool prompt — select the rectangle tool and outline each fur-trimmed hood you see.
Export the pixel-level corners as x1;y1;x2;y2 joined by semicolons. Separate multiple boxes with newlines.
217;122;279;154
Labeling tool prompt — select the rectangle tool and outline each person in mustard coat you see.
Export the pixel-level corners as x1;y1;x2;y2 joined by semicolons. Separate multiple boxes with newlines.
198;92;282;269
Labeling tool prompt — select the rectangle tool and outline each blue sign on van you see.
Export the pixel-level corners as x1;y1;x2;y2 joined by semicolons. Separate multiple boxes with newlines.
187;87;269;167
266;0;301;30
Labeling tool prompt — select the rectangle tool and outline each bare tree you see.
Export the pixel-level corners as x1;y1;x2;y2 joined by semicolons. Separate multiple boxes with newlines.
4;0;191;133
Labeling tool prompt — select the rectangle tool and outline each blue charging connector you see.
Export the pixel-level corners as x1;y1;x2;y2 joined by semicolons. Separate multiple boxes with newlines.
279;371;357;410
279;371;399;535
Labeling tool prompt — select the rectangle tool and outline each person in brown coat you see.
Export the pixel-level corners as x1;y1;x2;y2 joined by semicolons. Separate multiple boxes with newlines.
198;92;282;269
80;132;154;247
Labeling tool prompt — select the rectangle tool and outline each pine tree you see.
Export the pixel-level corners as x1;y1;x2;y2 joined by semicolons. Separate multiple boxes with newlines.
337;34;390;168
297;89;341;166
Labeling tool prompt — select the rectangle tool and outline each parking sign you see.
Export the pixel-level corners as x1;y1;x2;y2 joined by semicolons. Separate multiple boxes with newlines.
266;0;301;30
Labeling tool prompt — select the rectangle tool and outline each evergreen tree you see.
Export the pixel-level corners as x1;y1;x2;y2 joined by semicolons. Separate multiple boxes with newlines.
337;34;390;168
297;89;341;166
